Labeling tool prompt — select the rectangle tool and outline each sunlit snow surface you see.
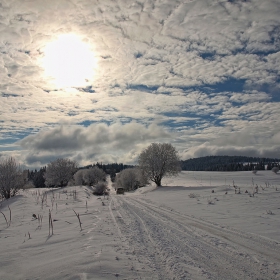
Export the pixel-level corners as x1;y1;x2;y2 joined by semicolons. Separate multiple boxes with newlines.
1;171;279;279
138;171;280;242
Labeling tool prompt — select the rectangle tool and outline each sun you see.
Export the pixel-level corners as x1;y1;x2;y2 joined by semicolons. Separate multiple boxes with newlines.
42;34;96;88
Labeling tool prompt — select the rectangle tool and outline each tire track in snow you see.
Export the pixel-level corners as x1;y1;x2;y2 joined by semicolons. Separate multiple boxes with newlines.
110;196;173;280
112;195;280;280
118;198;233;279
133;197;280;263
109;197;151;279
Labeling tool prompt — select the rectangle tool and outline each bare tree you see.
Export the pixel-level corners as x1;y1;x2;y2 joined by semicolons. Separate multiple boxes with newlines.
0;157;24;199
138;143;181;187
115;167;149;192
44;158;77;187
83;166;106;186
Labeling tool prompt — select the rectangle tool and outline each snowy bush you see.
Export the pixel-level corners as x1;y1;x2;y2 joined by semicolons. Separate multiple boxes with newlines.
93;182;108;196
67;179;75;186
115;168;149;192
271;167;279;174
83;167;106;186
73;167;106;186
73;169;85;185
23;181;35;189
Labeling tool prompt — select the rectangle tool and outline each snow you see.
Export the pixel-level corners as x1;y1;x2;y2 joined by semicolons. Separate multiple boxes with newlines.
1;171;280;279
142;171;280;243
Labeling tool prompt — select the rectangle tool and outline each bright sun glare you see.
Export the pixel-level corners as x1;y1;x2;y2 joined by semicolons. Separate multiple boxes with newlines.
43;34;96;88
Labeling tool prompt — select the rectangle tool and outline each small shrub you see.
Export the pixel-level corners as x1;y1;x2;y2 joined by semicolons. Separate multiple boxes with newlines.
189;193;200;199
266;210;274;215
93;182;108;196
207;197;215;205
23;181;35;189
67;179;75;186
272;167;279;174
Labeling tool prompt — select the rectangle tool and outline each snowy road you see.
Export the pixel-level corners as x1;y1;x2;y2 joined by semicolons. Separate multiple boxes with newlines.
110;194;280;280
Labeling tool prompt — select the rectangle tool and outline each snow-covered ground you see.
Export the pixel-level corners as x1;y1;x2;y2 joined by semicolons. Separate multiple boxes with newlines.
0;171;279;279
139;171;280;243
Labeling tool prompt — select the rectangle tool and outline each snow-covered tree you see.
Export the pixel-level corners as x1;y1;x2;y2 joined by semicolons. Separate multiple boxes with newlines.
44;158;77;187
83;166;106;186
0;157;24;199
115;167;148;191
138;143;181;187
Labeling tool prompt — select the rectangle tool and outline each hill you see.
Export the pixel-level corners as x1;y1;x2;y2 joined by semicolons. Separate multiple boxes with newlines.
181;155;280;171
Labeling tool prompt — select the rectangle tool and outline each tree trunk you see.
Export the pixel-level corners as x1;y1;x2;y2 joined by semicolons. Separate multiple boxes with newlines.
155;177;162;187
4;190;11;199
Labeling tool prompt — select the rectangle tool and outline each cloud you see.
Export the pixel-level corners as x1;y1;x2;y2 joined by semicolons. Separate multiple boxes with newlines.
18;122;172;166
1;0;280;167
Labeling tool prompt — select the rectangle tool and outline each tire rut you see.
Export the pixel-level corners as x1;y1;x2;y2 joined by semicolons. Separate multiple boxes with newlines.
132;197;280;262
111;196;280;280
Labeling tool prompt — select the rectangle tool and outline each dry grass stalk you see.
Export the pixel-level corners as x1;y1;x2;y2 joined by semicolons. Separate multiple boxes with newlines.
41;192;47;209
8;205;11;225
37;214;43;227
49;209;53;235
1;211;9;227
73;209;82;230
73;190;77;200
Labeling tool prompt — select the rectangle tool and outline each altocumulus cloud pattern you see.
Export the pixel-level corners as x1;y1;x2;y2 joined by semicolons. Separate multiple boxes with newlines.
0;0;280;168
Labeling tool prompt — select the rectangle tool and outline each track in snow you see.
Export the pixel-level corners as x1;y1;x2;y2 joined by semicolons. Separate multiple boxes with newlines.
109;195;280;280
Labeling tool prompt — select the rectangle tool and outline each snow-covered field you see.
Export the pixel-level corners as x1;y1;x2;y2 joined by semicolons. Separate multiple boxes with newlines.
1;171;280;279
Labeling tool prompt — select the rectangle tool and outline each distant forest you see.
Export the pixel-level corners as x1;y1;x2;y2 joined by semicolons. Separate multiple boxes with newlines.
180;156;280;171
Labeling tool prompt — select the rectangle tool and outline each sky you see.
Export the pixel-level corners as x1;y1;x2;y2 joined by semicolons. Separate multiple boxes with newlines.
1;0;280;168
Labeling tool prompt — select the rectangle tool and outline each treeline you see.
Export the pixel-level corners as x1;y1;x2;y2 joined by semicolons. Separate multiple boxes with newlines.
27;163;133;188
180;156;280;171
24;155;280;188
